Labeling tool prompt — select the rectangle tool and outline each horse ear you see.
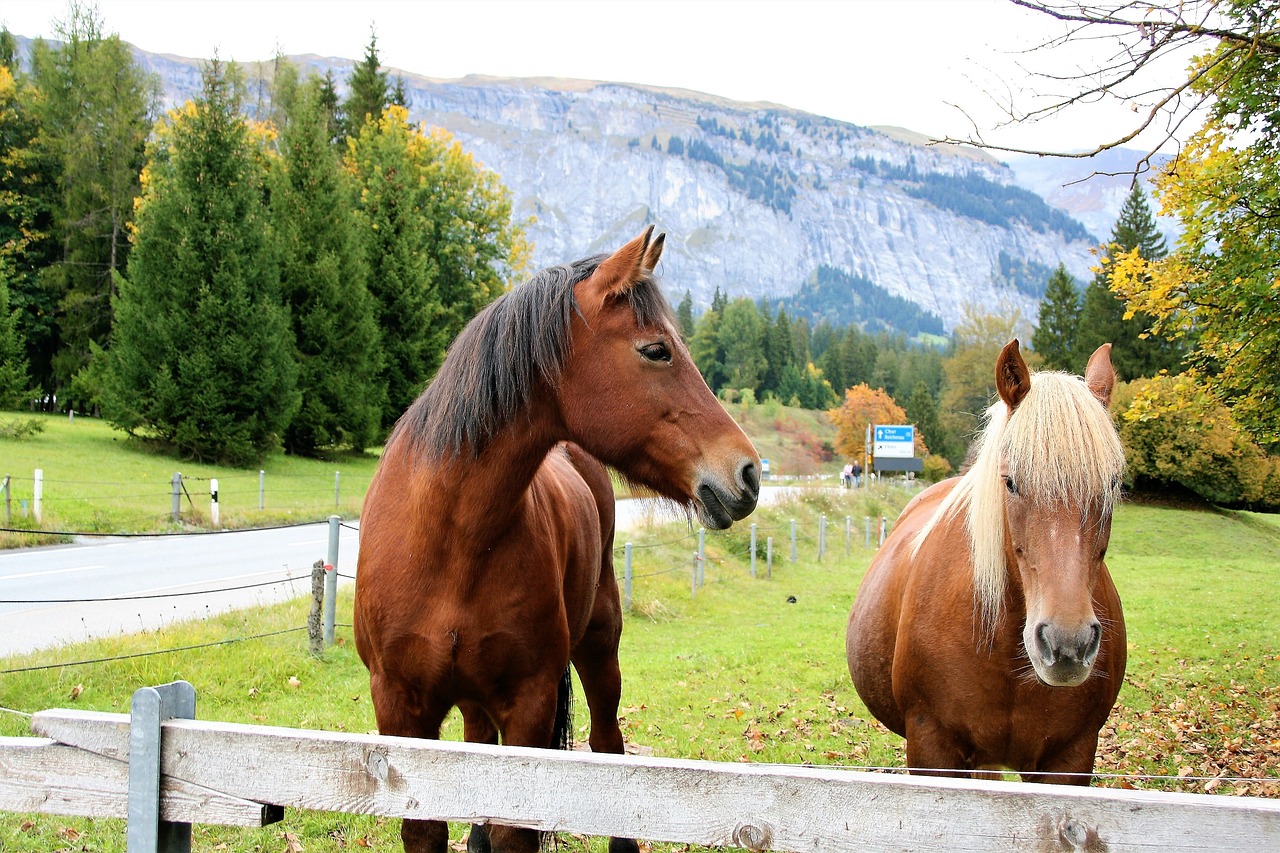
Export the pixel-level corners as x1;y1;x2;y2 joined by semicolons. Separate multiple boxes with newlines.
1084;343;1116;409
995;338;1031;412
587;226;661;298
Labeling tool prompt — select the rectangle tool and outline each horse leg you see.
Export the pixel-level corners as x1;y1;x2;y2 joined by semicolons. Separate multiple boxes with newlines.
482;675;563;853
571;596;640;853
903;715;975;779
1022;733;1100;785
459;703;499;853
369;672;452;853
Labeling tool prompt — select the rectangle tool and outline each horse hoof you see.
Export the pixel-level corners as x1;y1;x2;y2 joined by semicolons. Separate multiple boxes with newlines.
466;824;491;853
608;838;640;853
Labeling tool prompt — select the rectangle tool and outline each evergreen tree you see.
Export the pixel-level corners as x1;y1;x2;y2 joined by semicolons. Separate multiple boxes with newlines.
346;105;525;427
0;261;31;408
391;74;409;108
318;69;343;146
676;290;695;341
905;380;946;461
1076;183;1181;379
1032;264;1081;371
839;326;877;389
272;78;383;455
0;58;59;396
103;59;299;464
28;7;158;396
690;307;726;392
818;327;846;394
717;298;766;392
341;29;389;139
710;286;728;315
760;307;793;397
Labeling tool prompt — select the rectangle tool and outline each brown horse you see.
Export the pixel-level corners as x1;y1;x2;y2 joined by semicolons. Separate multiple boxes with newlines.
354;228;760;853
846;340;1126;784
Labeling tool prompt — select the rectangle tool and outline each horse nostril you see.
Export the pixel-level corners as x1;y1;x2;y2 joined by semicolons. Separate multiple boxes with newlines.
740;460;760;499
1034;623;1055;665
1085;621;1102;660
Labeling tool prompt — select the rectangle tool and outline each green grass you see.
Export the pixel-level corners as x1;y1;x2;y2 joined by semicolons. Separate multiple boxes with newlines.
1;484;1278;850
0;411;381;547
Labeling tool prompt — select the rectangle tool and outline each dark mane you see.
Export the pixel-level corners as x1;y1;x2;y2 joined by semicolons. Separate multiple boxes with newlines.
393;253;676;458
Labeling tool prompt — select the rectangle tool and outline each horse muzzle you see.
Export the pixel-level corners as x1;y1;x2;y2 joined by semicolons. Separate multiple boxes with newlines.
1027;619;1102;687
693;458;760;530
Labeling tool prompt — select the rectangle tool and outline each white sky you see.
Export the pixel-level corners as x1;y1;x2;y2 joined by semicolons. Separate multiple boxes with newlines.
3;0;1187;152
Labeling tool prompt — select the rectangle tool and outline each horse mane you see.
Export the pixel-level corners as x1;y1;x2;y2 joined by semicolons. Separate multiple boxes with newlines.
392;252;676;459
914;370;1126;633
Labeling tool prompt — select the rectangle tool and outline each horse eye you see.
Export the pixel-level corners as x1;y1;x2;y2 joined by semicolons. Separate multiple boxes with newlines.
639;342;671;363
1003;475;1018;496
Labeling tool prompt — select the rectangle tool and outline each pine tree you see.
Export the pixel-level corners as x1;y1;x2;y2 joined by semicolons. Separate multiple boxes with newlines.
103;59;299;464
272;78;383;455
28;7;157;396
717;298;766;392
905;380;945;460
0;262;31;408
1076;183;1182;379
341;29;389;139
676;290;695;341
760;307;793;398
690;307;726;392
1032;264;1080;371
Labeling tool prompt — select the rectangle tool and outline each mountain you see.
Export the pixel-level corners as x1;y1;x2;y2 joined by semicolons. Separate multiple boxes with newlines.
14;36;1106;334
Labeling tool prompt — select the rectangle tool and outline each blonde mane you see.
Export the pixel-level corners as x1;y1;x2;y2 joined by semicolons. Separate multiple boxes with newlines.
914;371;1125;633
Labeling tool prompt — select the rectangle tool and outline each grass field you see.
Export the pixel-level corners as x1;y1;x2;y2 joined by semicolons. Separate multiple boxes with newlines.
1;480;1277;852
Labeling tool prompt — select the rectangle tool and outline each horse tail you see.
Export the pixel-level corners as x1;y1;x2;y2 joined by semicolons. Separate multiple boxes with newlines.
553;664;573;751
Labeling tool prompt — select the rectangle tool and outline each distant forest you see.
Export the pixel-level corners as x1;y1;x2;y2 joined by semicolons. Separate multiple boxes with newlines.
783;266;946;338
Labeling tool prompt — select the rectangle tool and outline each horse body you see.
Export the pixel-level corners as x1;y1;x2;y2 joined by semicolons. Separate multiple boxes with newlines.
847;340;1127;784
355;228;759;853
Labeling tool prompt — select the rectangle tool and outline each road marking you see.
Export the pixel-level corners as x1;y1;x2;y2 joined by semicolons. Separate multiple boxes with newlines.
0;564;107;582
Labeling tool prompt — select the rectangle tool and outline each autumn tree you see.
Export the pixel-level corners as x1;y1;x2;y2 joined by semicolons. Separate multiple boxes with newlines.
940;301;1040;451
829;384;916;462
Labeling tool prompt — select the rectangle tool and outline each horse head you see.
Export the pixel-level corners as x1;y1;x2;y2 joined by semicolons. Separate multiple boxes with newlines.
994;339;1123;687
558;227;760;529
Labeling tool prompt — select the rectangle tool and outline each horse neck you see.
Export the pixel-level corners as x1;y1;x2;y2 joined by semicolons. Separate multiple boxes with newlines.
407;399;564;545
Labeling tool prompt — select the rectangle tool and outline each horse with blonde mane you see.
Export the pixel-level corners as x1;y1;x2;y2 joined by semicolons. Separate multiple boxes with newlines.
355;228;760;853
846;340;1126;783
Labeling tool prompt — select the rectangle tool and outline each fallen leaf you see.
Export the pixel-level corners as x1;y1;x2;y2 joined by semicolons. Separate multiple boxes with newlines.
68;684;83;700
288;676;302;689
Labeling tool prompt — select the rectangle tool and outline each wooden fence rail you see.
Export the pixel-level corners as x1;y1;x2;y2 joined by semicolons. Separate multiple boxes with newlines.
3;700;1279;852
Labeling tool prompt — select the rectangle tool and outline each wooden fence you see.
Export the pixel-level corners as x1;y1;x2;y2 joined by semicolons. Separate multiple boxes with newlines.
3;684;1279;852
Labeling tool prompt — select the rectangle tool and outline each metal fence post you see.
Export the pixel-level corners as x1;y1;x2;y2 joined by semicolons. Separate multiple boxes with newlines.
750;523;758;578
865;516;871;549
171;473;182;524
32;467;42;523
324;515;340;646
879;516;887;548
128;680;196;853
258;469;265;511
623;542;633;610
818;514;826;560
2;474;9;525
845;515;852;556
766;536;773;578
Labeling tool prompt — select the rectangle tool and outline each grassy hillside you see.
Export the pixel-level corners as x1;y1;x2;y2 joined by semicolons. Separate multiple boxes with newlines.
1;485;1276;851
0;402;842;546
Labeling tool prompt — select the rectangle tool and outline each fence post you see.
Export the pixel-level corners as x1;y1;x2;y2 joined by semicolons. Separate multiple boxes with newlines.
32;468;42;523
172;473;182;524
750;523;758;578
879;516;887;548
865;516;871;549
128;680;196;853
324;515;340;646
766;536;773;578
334;471;341;509
818;514;827;560
258;470;265;511
697;528;706;587
308;560;324;655
790;519;797;563
210;478;219;528
623;542;633;610
2;474;9;525
845;515;852;556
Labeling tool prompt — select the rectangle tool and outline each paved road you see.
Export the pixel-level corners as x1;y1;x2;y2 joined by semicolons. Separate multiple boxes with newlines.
0;487;805;658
